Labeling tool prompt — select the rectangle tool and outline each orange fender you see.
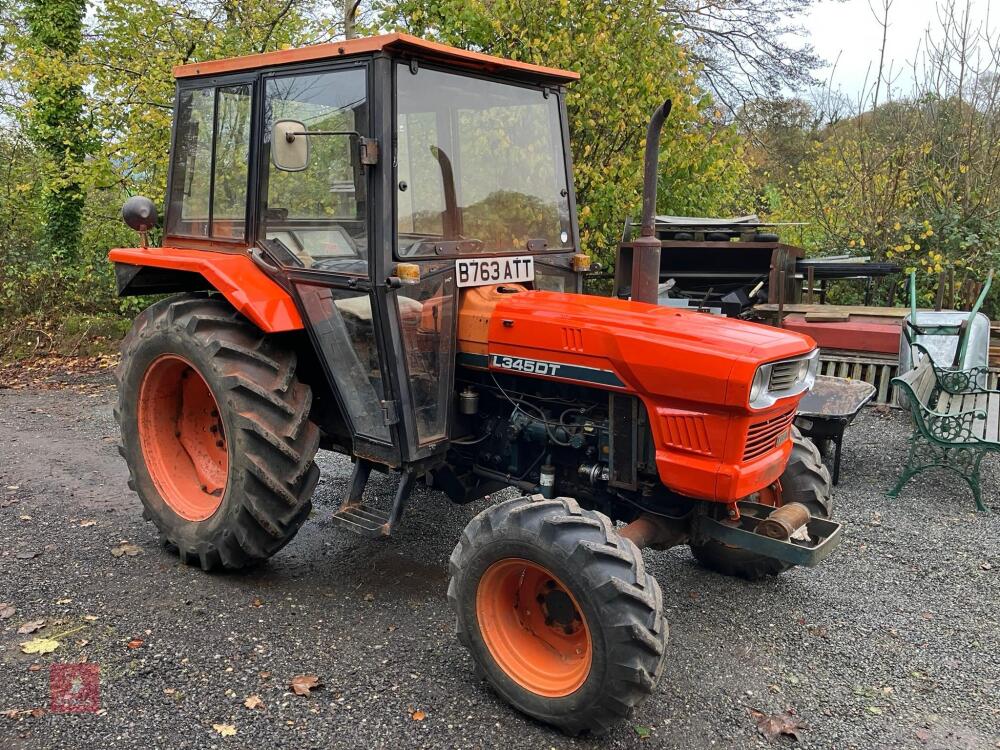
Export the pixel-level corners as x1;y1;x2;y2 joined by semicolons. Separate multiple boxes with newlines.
109;247;303;333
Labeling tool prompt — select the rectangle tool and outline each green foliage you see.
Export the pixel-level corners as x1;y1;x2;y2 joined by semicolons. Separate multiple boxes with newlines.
377;0;746;264
20;0;89;262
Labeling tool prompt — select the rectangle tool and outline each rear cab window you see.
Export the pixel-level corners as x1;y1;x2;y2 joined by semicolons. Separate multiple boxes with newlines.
166;83;252;241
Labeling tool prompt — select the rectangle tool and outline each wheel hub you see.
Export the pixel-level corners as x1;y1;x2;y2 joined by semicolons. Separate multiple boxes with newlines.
137;355;228;521
476;558;591;697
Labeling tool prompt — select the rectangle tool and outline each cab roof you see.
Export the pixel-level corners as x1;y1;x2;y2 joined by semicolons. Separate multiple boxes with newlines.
173;32;580;84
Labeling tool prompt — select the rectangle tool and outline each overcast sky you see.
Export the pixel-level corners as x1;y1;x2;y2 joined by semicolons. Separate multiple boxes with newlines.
801;0;996;96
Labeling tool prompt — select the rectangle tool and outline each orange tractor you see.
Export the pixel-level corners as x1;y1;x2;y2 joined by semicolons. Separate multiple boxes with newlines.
111;34;839;734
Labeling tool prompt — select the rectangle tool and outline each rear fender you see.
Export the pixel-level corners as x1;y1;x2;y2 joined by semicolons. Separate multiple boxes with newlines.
109;247;303;333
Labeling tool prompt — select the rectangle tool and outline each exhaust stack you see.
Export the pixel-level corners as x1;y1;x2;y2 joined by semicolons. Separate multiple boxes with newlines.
615;99;672;304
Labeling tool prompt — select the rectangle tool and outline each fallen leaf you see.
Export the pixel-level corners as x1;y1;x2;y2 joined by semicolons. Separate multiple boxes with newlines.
20;637;60;655
868;706;884;715
244;694;264;710
29;708;44;718
17;620;45;635
15;551;39;560
79;520;97;527
19;515;31;521
111;543;141;558
750;708;804;742
0;498;17;508
634;724;651;739
212;723;237;737
982;562;993;570
75;639;89;648
289;674;321;696
55;599;71;605
28;664;43;672
127;638;143;649
251;597;263;608
1;709;19;719
0;603;14;619
259;671;271;681
83;615;99;622
411;709;426;721
916;727;931;743
6;485;19;490
363;592;375;602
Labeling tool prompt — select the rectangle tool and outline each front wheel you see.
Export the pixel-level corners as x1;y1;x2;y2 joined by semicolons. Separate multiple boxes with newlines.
690;426;833;580
448;496;667;735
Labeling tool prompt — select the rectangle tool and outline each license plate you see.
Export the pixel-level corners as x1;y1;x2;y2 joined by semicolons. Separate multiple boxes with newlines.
455;256;534;288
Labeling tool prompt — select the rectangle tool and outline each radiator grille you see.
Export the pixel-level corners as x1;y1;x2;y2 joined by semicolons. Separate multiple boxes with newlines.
768;360;801;392
743;408;796;461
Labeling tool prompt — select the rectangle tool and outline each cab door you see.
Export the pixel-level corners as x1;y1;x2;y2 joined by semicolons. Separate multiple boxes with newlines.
258;62;405;466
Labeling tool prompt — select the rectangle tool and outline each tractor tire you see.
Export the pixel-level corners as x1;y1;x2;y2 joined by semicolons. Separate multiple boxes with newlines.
114;294;320;571
448;495;667;736
690;427;832;580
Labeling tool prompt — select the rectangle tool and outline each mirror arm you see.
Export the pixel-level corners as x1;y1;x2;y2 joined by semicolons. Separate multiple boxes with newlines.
285;130;379;165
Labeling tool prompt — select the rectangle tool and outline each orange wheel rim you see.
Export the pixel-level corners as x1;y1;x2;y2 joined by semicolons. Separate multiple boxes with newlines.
476;558;592;697
137;355;228;521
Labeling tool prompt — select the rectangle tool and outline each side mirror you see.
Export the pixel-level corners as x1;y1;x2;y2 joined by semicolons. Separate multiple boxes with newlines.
122;196;158;247
272;120;309;172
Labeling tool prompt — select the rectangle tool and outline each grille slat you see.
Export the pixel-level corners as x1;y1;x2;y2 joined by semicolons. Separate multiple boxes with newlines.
743;407;796;460
768;361;800;391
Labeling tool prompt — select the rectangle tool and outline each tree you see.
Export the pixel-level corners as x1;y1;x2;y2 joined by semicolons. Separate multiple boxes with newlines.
661;0;828;117
378;0;747;263
21;0;89;263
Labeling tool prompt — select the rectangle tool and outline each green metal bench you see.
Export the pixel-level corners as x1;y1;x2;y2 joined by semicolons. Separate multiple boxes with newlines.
889;353;999;511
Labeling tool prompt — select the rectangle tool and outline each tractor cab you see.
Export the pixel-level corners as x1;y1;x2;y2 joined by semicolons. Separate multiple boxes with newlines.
148;33;583;468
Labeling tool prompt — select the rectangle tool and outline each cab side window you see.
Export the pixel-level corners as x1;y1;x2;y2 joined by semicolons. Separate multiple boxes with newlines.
260;68;369;271
166;84;252;241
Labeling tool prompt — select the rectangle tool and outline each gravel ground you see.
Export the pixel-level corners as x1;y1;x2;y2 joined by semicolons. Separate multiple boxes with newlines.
1;373;998;750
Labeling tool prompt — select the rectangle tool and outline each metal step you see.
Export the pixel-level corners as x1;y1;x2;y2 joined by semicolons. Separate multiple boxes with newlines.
331;503;391;538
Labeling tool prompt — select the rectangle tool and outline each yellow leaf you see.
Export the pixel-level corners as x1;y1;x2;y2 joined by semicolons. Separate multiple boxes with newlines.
212;724;237;737
244;695;264;710
411;709;427;721
20;637;60;654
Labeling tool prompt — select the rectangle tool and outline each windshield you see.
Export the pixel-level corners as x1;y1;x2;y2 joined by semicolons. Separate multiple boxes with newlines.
396;65;572;257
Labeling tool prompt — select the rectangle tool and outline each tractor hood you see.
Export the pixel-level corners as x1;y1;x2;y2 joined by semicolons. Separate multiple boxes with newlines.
485;291;815;409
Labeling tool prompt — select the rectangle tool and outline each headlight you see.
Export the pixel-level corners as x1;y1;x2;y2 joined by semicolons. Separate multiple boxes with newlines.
748;350;819;409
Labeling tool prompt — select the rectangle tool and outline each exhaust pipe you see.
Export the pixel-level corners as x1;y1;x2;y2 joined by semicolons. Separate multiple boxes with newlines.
617;99;672;304
640;99;672;238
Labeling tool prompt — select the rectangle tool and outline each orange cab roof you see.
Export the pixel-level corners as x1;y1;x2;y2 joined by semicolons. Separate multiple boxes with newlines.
173;32;580;83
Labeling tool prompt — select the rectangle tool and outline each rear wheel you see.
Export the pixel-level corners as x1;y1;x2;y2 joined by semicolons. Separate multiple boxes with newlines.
448;496;667;735
115;294;320;570
690;427;832;580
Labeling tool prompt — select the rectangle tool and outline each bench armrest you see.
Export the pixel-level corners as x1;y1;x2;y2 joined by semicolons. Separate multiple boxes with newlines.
921;406;988;444
933;365;994;394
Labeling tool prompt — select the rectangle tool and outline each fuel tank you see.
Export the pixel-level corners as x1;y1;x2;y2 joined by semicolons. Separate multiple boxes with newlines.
458;288;817;502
